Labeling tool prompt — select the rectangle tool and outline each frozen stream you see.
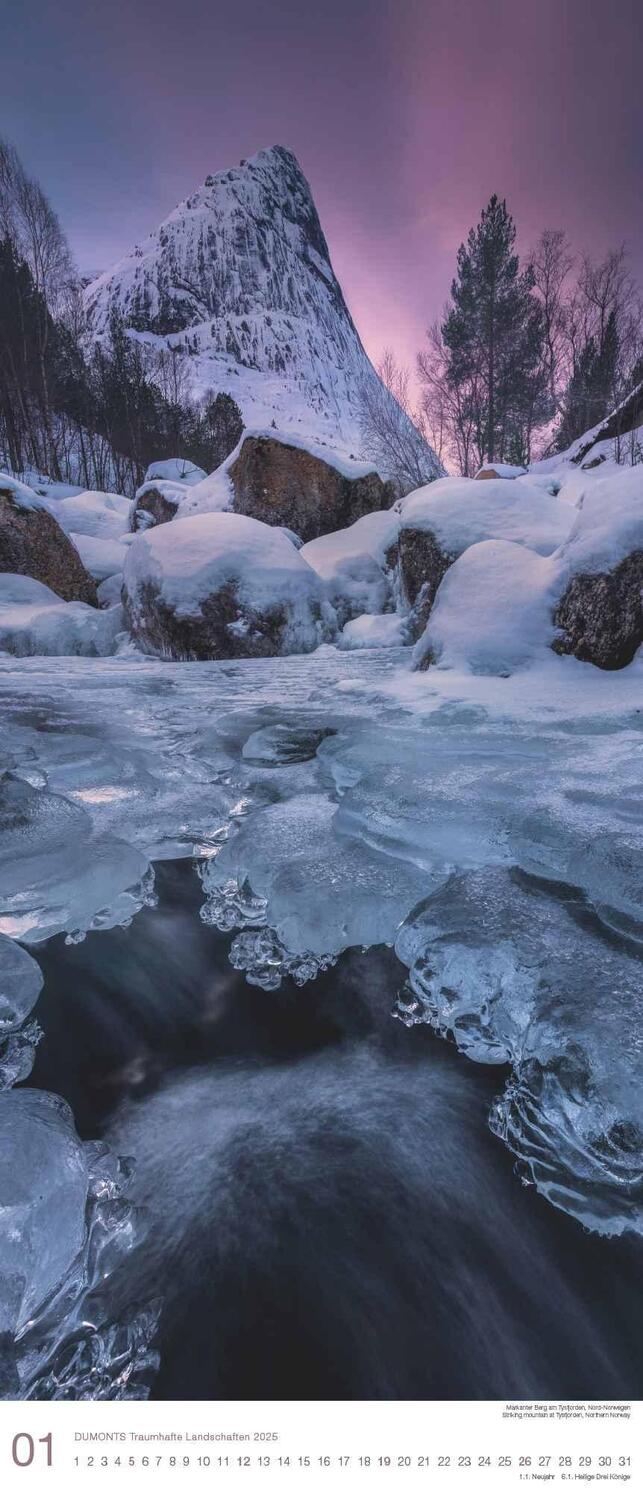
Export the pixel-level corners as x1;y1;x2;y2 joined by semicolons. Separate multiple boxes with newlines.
0;644;641;1398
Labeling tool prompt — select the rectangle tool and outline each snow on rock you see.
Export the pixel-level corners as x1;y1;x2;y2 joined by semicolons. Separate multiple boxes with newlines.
84;146;442;473
414;540;560;674
414;466;643;674
338;612;407;650
552;468;643;669
301;510;398;623
397;475;571;556
474;463;527;479
0;474;48;512
122;510;336;660
70;533;129;582
557;467;643;575
47;490;130;541
0;574;124;658
0;476;97;606
396;475;574;642
97;571;124;608
143;458;207;486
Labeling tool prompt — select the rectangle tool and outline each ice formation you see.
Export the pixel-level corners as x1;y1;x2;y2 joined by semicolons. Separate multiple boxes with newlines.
0;444;641;1344
0;933;43;1088
0;1090;159;1399
395;869;642;1234
0;619;639;1241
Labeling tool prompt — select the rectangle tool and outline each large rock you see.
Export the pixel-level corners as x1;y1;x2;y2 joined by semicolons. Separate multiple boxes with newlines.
395;475;572;642
131;482;182;530
414;467;643;675
0;477;97;605
552;552;643;670
122;511;336;660
550;469;643;670
227;435;395;543
131;460;207;531
396;527;455;639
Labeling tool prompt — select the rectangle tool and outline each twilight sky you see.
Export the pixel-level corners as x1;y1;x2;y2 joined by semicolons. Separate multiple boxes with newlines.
2;0;642;376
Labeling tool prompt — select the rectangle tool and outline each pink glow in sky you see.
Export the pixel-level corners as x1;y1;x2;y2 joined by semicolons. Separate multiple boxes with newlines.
3;0;642;381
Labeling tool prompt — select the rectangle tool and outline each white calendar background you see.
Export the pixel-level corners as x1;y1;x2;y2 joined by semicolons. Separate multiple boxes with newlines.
0;1401;640;1499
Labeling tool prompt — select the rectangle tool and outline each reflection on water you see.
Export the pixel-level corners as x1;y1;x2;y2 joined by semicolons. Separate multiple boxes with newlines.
29;862;643;1401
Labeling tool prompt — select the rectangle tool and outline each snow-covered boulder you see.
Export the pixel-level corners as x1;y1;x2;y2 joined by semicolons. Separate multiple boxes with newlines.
338;612;407;650
414;467;643;674
47;489;130;541
228;433;395;542
0;475;97;605
131;461;208;531
414;541;559;674
144;458;207;487
474;463;527;480
69;533;130;582
300;511;398;625
396;476;573;640
175;431;395;542
552;470;643;669
122;511;336;661
0;574;123;657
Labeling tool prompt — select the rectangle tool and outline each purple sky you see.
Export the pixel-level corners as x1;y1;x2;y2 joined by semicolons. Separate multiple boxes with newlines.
3;0;642;377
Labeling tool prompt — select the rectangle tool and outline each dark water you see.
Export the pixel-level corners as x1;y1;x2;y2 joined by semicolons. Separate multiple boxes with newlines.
29;863;643;1401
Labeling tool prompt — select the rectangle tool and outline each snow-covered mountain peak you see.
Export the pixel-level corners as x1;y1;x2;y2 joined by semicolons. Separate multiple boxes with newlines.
84;147;441;471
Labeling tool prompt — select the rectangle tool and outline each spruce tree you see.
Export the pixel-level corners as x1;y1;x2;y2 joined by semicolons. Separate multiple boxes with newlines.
442;195;550;466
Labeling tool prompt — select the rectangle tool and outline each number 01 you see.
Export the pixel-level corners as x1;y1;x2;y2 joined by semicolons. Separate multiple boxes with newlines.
12;1434;53;1467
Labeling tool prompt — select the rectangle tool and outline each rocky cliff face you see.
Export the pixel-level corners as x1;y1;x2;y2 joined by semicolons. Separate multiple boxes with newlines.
84;147;441;471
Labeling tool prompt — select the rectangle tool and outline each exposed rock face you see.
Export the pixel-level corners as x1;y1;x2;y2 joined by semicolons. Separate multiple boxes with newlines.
127;580;306;660
396;527;455;641
552;552;643;670
228;436;395;543
0;488;97;605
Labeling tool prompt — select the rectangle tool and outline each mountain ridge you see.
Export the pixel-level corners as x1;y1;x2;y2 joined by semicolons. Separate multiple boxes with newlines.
84;146;442;473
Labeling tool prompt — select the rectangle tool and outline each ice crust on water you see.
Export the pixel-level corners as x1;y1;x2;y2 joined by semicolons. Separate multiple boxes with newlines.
0;1089;159;1399
394;869;643;1234
0;645;640;1238
0;773;154;943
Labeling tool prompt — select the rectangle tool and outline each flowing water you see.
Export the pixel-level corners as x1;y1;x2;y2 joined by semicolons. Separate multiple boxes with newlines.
29;861;643;1402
